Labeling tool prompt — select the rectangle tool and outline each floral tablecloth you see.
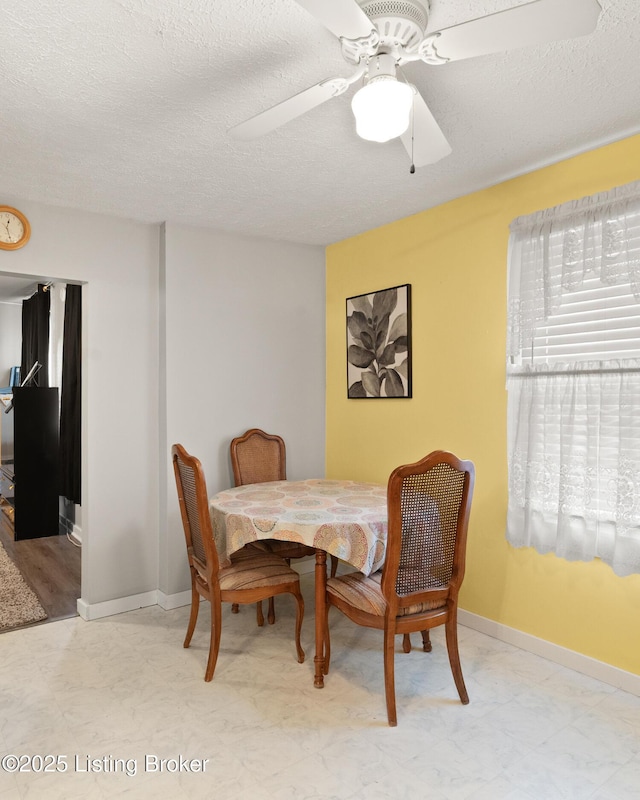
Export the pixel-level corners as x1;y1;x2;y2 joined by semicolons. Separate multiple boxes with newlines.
210;479;388;575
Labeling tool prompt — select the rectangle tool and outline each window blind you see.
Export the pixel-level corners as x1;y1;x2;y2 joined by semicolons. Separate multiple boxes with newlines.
529;274;640;364
508;181;640;368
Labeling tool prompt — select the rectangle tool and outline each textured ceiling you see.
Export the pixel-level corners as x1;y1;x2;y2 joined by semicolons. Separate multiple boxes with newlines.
1;0;639;246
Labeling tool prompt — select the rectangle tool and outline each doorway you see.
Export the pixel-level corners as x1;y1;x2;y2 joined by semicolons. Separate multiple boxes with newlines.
0;272;81;627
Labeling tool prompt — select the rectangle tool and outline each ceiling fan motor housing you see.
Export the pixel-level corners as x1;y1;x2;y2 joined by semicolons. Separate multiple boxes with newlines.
358;1;429;54
342;1;429;62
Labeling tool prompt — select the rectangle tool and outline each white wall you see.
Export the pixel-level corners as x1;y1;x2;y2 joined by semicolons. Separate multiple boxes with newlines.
0;301;21;386
0;198;160;610
0;201;326;612
161;224;326;596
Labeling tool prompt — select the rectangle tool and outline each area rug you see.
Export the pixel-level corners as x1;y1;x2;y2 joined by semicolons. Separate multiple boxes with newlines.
0;542;47;631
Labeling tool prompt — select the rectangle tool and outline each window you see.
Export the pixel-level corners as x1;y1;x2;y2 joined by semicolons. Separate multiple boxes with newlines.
506;180;640;576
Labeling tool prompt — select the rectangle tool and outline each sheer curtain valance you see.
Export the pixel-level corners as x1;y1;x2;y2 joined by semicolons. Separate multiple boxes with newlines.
506;180;640;577
508;179;640;363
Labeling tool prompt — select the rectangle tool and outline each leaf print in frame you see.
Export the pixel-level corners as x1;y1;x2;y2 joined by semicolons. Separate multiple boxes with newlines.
346;284;412;398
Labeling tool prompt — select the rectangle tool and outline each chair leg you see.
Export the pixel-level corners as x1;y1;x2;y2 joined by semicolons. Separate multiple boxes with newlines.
267;596;276;624
323;604;331;674
445;615;468;704
231;603;239;614
383;625;398;727
329;555;338;578
421;630;432;652
265;559;293;625
204;601;222;682
256;601;264;627
402;633;411;653
183;582;200;648
292;589;305;664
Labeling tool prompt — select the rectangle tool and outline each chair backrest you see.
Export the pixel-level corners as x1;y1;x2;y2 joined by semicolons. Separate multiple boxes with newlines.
230;428;286;487
172;444;220;577
382;450;475;612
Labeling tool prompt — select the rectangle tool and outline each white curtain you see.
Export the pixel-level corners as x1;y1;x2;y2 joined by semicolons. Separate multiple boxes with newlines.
48;283;66;391
506;182;640;577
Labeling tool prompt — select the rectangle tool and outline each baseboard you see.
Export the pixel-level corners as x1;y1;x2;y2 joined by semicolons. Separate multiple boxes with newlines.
458;609;640;697
75;560;327;618
157;589;191;610
69;525;82;546
77;590;158;621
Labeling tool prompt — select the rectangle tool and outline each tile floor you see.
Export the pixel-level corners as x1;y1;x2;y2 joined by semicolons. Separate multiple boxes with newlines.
0;573;638;800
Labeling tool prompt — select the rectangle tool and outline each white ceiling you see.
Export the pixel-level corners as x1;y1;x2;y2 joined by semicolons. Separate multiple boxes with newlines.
1;0;639;247
0;276;41;304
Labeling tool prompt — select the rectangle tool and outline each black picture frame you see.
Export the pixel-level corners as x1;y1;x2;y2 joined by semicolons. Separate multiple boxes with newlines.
346;283;412;399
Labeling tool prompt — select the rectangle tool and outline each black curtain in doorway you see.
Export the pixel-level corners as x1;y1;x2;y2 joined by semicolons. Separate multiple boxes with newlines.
59;284;81;505
20;284;50;387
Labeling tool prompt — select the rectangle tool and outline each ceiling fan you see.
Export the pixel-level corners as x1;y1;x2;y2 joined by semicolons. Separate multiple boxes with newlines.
229;0;601;168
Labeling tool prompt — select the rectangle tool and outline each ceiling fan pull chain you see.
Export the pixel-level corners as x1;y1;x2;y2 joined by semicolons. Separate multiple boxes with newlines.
409;98;415;174
397;64;415;174
409;85;416;173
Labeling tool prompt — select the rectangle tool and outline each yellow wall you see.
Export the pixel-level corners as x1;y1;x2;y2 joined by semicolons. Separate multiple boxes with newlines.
326;134;640;676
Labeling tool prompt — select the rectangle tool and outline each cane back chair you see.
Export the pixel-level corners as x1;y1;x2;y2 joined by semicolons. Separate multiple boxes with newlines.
323;450;475;726
230;428;338;622
172;443;304;681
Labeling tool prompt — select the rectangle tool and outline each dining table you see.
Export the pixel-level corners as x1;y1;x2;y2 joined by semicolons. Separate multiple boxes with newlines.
209;478;388;687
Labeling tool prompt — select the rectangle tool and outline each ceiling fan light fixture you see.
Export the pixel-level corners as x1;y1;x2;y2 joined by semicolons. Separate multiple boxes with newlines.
351;76;413;143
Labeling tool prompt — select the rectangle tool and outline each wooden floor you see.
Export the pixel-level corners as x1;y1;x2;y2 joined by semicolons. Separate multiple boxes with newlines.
0;512;81;626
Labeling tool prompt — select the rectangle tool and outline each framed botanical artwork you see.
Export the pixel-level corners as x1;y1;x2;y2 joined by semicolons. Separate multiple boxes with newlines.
346;283;412;398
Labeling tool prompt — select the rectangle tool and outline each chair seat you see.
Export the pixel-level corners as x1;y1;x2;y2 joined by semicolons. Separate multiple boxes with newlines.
327;571;447;617
221;552;299;592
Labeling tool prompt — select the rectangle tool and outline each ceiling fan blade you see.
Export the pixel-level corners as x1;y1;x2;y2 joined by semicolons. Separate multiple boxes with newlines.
401;89;451;168
230;79;346;141
424;0;601;63
293;0;376;40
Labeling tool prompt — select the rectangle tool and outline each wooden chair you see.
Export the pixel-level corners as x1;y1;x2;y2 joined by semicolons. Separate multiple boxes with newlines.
230;428;338;622
172;443;304;681
322;450;475;726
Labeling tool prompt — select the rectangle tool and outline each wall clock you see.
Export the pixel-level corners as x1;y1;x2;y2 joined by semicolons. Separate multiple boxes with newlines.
0;206;31;250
